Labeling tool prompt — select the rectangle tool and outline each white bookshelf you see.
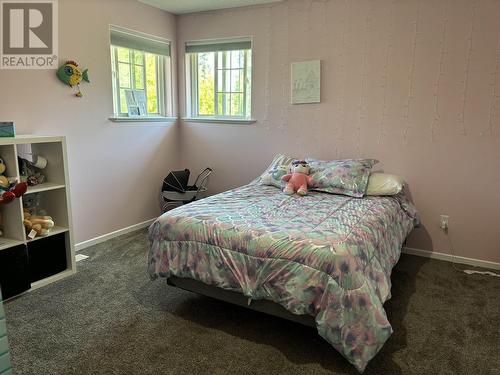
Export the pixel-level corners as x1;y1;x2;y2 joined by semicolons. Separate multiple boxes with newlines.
0;135;75;298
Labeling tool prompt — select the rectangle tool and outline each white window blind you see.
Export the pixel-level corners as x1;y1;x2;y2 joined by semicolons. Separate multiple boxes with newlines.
185;37;251;53
110;25;170;57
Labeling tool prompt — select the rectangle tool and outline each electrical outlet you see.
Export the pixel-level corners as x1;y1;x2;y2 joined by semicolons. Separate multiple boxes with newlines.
440;215;449;231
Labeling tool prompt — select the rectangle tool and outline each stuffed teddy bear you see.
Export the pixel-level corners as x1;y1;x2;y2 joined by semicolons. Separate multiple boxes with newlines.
281;160;314;196
23;208;54;237
0;158;27;204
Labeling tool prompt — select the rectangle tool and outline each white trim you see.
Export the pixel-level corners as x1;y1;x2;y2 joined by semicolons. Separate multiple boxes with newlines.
109;116;177;123
110;45;171;118
402;246;500;271
75;219;156;252
182;117;256;124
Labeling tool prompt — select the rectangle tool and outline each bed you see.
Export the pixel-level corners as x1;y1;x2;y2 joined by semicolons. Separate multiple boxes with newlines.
148;182;418;372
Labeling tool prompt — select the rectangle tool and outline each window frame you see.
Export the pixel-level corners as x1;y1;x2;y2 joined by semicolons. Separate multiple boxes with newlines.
108;25;173;121
186;40;253;121
111;46;167;118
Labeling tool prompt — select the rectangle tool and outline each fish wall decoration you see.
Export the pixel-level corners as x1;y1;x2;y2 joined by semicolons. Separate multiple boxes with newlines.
56;60;90;97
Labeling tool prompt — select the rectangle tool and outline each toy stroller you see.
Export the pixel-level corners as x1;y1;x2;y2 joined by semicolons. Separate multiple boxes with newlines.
161;167;212;213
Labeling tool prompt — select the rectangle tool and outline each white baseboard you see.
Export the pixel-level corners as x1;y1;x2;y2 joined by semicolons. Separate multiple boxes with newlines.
402;246;500;271
75;219;155;252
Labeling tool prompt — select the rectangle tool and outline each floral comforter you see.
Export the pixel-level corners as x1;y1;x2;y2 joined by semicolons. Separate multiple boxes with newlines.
148;183;417;372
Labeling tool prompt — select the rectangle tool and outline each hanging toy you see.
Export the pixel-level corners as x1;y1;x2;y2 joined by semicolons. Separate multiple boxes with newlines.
56;60;90;97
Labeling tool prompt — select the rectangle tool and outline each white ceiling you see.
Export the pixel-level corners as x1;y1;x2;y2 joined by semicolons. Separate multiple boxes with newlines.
139;0;283;15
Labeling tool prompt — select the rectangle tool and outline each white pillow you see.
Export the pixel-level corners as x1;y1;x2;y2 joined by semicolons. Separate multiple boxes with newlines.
365;173;405;196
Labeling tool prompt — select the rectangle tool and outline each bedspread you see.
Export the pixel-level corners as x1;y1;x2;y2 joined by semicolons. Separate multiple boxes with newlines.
148;183;417;372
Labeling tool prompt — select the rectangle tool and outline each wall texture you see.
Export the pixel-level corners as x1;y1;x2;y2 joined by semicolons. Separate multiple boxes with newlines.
0;0;179;243
177;0;500;263
1;0;498;264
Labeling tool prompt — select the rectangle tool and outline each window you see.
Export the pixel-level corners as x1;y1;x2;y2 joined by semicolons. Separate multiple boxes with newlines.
110;26;172;118
186;38;252;120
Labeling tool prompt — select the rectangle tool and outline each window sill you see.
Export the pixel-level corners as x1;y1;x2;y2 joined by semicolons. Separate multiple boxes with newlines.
109;116;177;123
182;117;257;125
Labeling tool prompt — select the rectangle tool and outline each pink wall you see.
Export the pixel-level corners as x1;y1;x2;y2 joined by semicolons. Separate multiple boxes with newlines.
177;0;500;263
0;0;179;243
1;0;499;264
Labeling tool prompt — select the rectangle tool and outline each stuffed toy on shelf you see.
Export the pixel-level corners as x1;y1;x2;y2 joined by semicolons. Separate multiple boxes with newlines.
18;156;47;186
281;160;314;196
23;194;54;238
23;208;54;238
0;157;27;204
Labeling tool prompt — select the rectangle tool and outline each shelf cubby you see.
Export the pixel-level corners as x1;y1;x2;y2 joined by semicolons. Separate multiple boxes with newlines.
22;188;70;228
0;200;25;242
0;144;19;180
18;142;66;186
27;232;68;283
0;135;75;300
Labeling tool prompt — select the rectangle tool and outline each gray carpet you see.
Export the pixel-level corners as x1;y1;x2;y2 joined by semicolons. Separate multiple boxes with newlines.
4;229;500;375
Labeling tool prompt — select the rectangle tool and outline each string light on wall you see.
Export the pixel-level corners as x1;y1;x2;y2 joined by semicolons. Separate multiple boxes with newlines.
306;0;329;154
305;0;321;150
319;0;329;157
431;0;450;142
337;0;350;148
402;0;421;144
378;1;395;145
309;0;339;158
355;0;373;155
262;7;273;130
290;1;308;154
278;4;290;133
483;35;500;136
458;0;477;136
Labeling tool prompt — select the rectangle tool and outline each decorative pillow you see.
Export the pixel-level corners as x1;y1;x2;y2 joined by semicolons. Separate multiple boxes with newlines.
307;158;379;197
258;154;295;188
365;173;405;196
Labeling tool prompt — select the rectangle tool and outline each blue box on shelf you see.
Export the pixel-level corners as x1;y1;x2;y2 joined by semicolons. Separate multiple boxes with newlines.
0;122;15;137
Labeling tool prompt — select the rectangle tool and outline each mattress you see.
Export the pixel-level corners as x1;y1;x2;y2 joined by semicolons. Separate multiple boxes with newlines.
148;182;418;372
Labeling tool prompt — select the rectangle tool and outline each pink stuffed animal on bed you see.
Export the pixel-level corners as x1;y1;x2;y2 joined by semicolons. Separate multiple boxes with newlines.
281;160;314;196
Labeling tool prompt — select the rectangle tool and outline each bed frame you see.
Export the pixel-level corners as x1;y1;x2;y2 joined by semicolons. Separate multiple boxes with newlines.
167;276;316;328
